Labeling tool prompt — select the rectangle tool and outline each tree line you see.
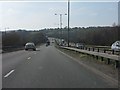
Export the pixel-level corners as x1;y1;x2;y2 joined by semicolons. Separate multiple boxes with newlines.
2;30;47;51
43;26;120;46
2;26;120;51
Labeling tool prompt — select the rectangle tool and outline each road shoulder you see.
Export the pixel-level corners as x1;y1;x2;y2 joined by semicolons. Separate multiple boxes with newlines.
56;47;118;87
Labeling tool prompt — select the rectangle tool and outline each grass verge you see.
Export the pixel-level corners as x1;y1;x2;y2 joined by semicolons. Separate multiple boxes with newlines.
56;46;118;81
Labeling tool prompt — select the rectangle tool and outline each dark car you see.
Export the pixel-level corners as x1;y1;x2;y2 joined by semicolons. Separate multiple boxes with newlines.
46;40;50;46
25;42;36;51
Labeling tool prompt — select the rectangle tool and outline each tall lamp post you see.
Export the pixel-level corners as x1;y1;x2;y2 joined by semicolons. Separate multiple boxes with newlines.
5;27;9;36
67;0;70;47
55;13;67;40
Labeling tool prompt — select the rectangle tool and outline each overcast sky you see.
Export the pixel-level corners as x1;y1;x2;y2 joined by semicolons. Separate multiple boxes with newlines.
0;0;119;31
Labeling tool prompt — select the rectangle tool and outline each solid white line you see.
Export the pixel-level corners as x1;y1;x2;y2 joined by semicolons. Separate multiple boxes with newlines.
4;70;15;78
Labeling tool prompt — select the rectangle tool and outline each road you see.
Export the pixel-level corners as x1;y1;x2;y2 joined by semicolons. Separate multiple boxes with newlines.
2;44;118;88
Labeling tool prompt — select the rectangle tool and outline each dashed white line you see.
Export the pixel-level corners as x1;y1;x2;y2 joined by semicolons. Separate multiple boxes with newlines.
4;70;15;78
28;57;31;60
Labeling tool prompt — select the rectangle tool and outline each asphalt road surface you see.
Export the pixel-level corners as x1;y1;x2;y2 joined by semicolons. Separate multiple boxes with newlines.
2;44;118;88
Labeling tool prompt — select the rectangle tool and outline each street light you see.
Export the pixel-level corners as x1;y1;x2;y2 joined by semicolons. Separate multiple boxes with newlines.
55;13;67;40
67;0;70;47
5;27;9;36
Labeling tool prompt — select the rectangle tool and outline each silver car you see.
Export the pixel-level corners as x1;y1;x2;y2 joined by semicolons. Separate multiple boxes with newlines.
25;42;36;51
111;41;120;51
76;43;85;49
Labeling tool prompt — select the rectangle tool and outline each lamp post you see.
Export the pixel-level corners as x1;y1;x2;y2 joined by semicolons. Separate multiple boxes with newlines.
67;0;70;47
5;27;9;36
55;13;67;40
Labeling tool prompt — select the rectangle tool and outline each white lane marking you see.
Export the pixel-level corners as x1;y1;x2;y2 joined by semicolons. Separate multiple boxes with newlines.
28;57;31;60
4;70;15;78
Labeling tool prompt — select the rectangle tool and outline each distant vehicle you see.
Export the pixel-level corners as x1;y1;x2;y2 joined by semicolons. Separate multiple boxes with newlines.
52;39;55;43
59;39;65;46
46;40;50;46
76;43;85;49
111;41;120;51
51;40;54;43
25;42;36;51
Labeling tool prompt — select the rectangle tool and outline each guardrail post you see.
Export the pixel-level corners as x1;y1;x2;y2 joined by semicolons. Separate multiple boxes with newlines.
112;50;114;55
96;56;98;59
104;49;106;53
101;57;103;61
89;48;90;51
80;47;82;49
93;48;94;51
115;60;119;68
85;47;87;50
97;48;99;52
106;58;110;64
82;47;83;50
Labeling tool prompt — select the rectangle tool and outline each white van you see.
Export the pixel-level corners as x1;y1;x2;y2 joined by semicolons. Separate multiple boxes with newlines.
111;41;120;51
